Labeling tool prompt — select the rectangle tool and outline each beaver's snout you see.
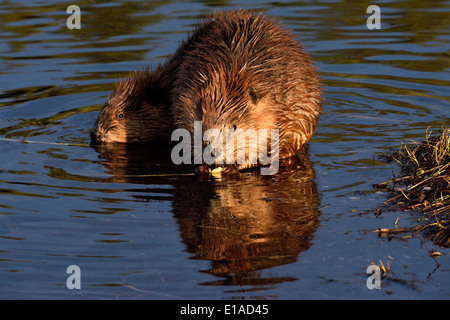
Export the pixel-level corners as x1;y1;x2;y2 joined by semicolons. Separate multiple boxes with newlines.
90;129;102;144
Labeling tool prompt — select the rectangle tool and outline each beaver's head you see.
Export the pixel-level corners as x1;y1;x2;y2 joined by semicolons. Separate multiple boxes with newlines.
91;70;171;144
173;59;279;174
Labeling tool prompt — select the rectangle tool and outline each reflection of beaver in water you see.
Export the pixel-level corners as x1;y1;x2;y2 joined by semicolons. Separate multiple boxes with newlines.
92;140;320;283
91;10;322;173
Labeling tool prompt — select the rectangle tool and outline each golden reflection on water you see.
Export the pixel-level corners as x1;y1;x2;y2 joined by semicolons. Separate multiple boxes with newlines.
93;143;320;287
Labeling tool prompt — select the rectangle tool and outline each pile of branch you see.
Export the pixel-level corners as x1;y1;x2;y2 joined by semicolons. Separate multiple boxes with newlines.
373;128;450;247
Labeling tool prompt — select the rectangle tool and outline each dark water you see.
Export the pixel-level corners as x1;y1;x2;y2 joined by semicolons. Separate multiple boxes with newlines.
0;0;449;299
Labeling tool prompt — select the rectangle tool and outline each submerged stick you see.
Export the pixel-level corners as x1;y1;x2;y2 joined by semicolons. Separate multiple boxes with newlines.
0;137;90;148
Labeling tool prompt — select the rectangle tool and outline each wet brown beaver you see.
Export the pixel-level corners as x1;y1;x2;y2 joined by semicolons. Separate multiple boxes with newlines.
90;32;199;144
171;10;322;173
91;10;322;174
90;64;175;144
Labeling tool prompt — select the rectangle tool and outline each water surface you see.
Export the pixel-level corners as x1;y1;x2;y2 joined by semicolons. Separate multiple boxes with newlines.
0;0;449;299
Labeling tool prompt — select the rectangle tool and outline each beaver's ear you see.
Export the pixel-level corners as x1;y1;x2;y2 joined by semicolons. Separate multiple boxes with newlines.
249;87;260;104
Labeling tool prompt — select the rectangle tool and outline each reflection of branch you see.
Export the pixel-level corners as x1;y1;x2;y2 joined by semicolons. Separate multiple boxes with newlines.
372;226;419;235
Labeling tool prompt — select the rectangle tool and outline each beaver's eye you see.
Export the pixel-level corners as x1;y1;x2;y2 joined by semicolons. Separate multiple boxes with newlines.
232;124;237;131
117;113;124;119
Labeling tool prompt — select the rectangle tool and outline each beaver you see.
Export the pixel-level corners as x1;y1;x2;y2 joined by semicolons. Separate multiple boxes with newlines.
90;66;174;143
171;10;322;173
90;30;201;144
91;10;322;174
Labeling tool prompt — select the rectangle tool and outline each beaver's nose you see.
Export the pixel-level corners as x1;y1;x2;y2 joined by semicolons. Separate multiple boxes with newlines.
90;129;102;144
90;130;97;141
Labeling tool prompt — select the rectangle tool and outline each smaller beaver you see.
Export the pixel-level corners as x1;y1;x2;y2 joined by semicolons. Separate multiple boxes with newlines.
90;66;174;144
171;10;322;173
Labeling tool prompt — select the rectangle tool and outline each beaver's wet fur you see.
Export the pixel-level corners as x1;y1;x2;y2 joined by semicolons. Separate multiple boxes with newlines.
91;66;174;143
171;10;322;172
91;10;322;174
